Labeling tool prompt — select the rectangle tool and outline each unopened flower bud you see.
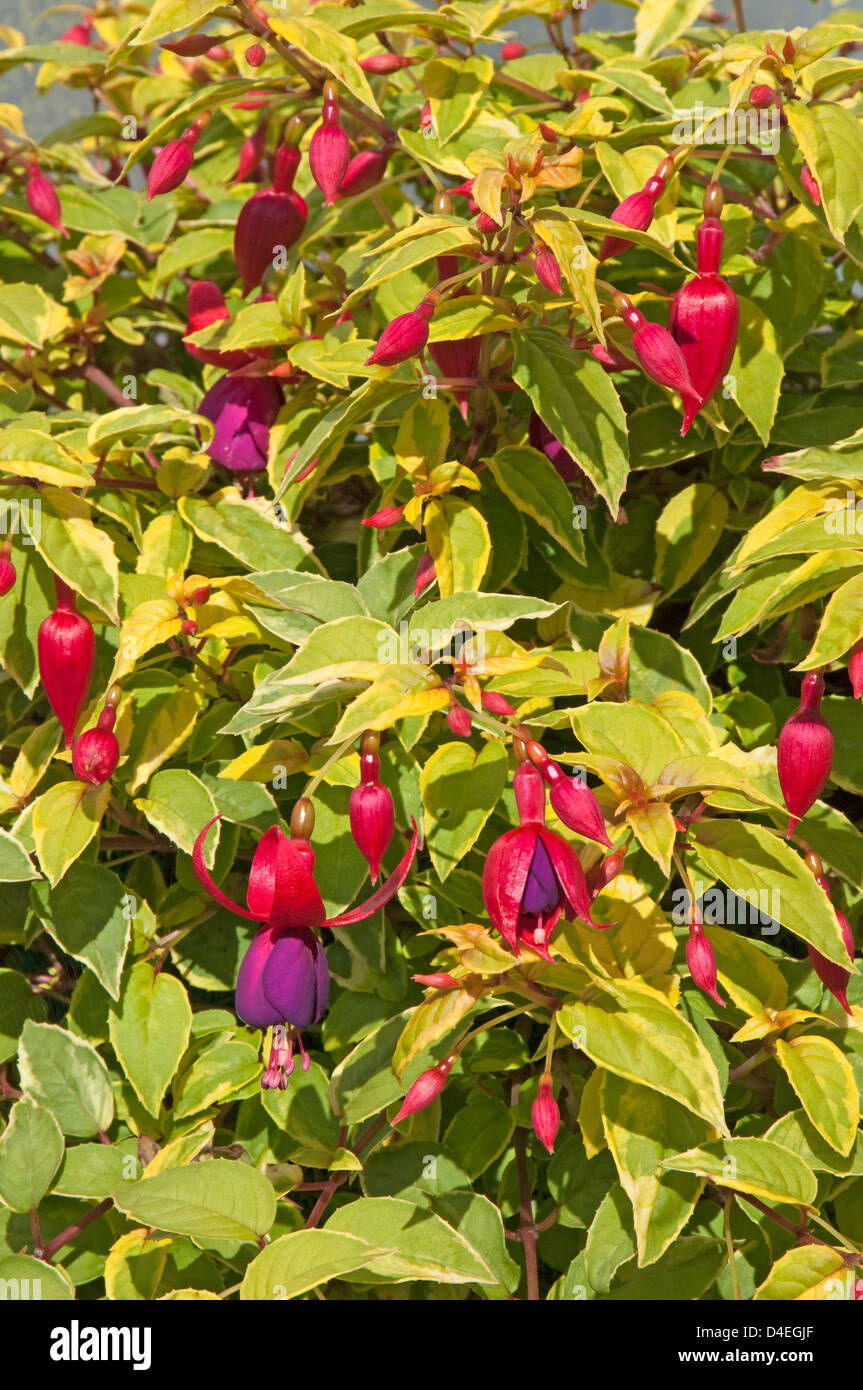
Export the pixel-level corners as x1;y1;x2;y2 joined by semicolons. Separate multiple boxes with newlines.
340;147;388;198
598;156;674;260
365;297;435;366
359;54;417;73
392;1054;456;1124
539;758;610;847
310;92;351;205
531;1073;560;1154
37;579;95;747
850;639;863;699
362;504;406;529
778;672;833;835
414;550;436;597
25;161;67;236
686;921;724;1007
147;120;204;200
501;41;527;60
480;690;517;718
749;84;777;108
349;748;395;882
245;43;266;67
586;847;626;899
800;163;821;206
0;539;15;597
614;292;702;433
72;695;119;786
534;244;562;295
413;973;460;989
447;701;473;737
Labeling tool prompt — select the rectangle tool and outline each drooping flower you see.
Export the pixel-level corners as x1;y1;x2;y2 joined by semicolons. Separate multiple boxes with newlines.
349;733;395;882
598;155;674;261
531;1073;561;1154
193;798;418;1088
72;684;121;786
669;182;739;434
234;136;307;295
392;1053;457;1124
686;920;724;1007
614;292;702;434
340;147;389;198
482;761;598;959
37;578;95;748
197;373;283;473
184;281;255;370
533;244;562;295
526;740;611;847
25;162;67;237
309;82;350;206
365;296;436;366
0;539;15;597
777;671;834;836
147;114;209;199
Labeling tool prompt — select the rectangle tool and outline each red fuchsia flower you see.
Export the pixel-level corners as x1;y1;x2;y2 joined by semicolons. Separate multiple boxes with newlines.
147;114;209;199
447;700;473;738
194;799;418;1087
482;760;598;959
236;119;268;183
393;1053;456;1125
806;867;855;1014
480;690;517;718
533;244;562;295
37;578;95;748
340;146;389;198
800;163;821;206
476;211;502;235
72;684;120;786
198;373;283;473
414;550;436;597
359;54;418;73
234;141;307;295
245;43;266;66
686;919;724;1007
531;1073;561;1154
309;82;351;206
0;539;15;597
749;84;777;108
362;504;406;529
25;162;67;237
366;296;436;366
669;182;739;434
413;972;461;989
777;671;834;836
849;639;863;698
598;155;674;261
614;292;702;434
526;740;611;847
528;412;578;483
349;735;395;882
501;41;527;60
60;16;96;45
590;340;632;372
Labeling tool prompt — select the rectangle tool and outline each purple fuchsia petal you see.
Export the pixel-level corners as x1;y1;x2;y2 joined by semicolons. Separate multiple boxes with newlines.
235;928;283;1027
262;928;330;1027
521;836;560;915
537;826;599;928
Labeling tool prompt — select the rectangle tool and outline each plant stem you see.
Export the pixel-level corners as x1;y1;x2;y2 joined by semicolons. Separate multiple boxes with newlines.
511;1086;539;1301
41;1198;112;1261
724;1195;741;1300
732;0;746;33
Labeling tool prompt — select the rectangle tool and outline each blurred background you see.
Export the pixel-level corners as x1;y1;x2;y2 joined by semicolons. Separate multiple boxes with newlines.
0;0;839;138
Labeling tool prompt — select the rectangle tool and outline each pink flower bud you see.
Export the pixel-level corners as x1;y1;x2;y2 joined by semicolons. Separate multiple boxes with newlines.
670;213;739;435
362;505;406;529
234;184;307;295
359;54;417;73
393;1054;456;1124
540;759;611;847
245;43;266;67
849;639;863;699
586;847;625;899
749;84;777;108
615;292;702;432
236;119;268;182
0;542;15;597
60;17;96;45
181;618;198;635
160;34;214;57
37;579;95;748
501;41;527;60
340;147;388;197
349;751;395;882
309;100;351;206
480;690;517;718
447;702;473;737
365;298;435;366
778;672;834;835
800;163;821;206
807;944;852;1016
413;973;460;989
147;129;198;200
598;156;674;260
72;702;119;786
25;162;67;236
414;551;436;597
534;244;562;295
531;1073;560;1154
591;341;631;371
476;211;501;234
686;922;724;1007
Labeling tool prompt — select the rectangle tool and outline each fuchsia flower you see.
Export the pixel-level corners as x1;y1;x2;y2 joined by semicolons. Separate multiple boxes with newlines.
778;672;834;836
193;800;418;1087
236;119;268;183
0;540;15;597
245;43;266;67
849;639;863;699
501;41;527;60
807;867;855;1015
234;140;307;295
310;85;350;205
749;84;777;108
686;919;724;1007
184;281;257;370
598;156;674;261
349;739;395;882
533;244;562;295
359;54;418;74
72;686;120;786
527;740;611;847
147;114;209;199
670;183;739;434
340;147;389;198
366;297;436;366
25;162;67;237
800;163;821;206
482;761;598;959
531;1073;560;1154
414;551;436;597
37;578;95;747
197;373;283;473
614;292;702;434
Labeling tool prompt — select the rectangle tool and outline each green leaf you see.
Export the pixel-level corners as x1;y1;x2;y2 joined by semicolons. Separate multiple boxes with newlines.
443;1098;516;1179
424;497;490;597
691;820;852;969
54;1141;137;1200
654;483;728;597
421;739;507;881
31;781;110;887
0;1255;74;1301
0;970;48;1065
114;1159;276;1244
634;0;706;57
179;494;309;573
585;1187;637;1292
109;963;193;1116
487;446;585;564
269;14;381;113
0;828;39;883
325;1196;499;1285
786;101;863;241
774;1036;860;1157
134;769;219;860
0;1098;64;1212
172;1039;261;1118
512;328;629;511
558;982;727;1133
240;1230;388;1300
726;297;783;445
0;284;64;349
766;1110;863;1176
132;0;227;45
31;864;132;1000
754;1245;852;1301
798;570;863;669
427;55;493;145
393;989;479;1078
18;1019;114;1138
662;1137;818;1206
604;1235;725;1300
